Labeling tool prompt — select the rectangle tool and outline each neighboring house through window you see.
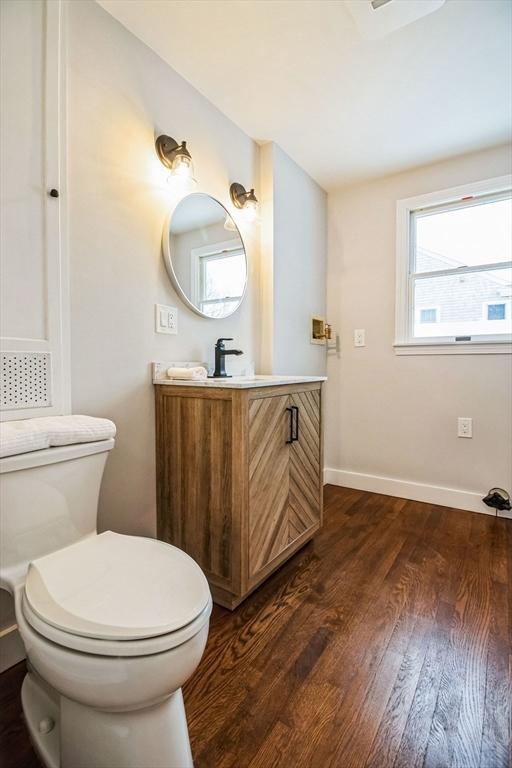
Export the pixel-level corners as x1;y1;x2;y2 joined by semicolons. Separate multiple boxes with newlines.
395;176;512;354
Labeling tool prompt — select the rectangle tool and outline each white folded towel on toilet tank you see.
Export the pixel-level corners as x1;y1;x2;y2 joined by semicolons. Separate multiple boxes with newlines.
166;366;207;381
0;415;116;458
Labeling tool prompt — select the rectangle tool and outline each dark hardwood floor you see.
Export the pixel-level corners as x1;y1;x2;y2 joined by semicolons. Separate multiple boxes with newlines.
1;486;510;768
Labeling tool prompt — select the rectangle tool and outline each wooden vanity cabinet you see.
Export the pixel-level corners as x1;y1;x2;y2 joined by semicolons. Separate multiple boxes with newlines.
155;382;323;609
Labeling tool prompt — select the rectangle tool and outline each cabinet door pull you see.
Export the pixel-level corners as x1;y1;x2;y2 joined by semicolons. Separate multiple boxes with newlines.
286;407;294;444
292;405;299;442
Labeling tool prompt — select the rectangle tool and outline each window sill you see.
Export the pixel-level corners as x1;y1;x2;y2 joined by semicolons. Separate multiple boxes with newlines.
394;341;512;356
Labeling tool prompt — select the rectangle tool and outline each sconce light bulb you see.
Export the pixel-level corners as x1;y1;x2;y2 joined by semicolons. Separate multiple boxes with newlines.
171;153;193;177
241;196;259;222
168;152;197;190
174;161;187;176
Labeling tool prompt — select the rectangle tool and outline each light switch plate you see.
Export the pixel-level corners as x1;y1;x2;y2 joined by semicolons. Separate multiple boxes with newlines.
155;304;178;335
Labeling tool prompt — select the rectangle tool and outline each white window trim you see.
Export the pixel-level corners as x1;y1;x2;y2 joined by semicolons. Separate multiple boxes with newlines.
395;175;512;355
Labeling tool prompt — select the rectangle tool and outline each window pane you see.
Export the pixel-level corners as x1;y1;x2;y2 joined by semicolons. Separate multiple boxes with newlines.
487;303;506;321
414;196;512;273
420;308;437;323
202;252;245;301
413;267;512;338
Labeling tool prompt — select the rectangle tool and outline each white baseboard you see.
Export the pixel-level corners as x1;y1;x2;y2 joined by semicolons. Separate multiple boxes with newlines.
324;468;512;519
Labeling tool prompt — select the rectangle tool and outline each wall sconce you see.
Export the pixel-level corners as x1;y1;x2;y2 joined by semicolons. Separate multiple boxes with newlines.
155;134;196;185
230;183;259;222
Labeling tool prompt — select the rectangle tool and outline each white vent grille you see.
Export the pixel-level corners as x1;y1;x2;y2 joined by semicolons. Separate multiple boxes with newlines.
1;352;52;410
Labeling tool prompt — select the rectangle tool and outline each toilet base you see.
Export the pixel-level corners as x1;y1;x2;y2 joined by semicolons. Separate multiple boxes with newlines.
22;671;194;768
22;670;60;768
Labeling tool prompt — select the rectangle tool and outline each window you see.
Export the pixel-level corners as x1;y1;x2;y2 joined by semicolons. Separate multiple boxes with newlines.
487;303;506;321
395;176;512;354
190;241;246;318
419;308;438;324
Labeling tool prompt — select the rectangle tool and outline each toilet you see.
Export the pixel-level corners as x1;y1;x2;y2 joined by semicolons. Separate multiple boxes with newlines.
0;415;212;768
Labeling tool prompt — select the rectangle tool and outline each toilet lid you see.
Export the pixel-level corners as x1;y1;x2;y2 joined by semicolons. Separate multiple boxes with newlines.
24;531;211;640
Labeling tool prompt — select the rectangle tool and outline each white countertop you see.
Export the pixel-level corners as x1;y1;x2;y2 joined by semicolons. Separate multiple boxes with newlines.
152;362;326;388
154;374;327;389
152;362;325;389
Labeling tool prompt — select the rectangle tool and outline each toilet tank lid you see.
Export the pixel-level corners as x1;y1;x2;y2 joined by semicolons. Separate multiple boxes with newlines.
0;415;116;459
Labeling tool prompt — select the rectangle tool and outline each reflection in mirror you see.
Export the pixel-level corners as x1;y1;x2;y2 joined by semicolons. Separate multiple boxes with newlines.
164;193;247;319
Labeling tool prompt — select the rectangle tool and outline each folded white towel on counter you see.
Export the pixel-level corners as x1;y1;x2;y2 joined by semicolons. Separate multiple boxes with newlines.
167;366;208;381
0;415;116;458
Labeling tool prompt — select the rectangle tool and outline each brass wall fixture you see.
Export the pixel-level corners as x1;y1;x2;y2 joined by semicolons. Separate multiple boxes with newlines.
311;316;334;345
229;182;259;221
155;135;196;182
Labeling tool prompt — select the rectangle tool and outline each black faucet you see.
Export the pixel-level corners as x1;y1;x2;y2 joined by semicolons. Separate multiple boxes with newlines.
210;338;243;378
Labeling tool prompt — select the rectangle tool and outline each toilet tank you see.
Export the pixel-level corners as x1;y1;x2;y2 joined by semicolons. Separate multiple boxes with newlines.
0;439;114;593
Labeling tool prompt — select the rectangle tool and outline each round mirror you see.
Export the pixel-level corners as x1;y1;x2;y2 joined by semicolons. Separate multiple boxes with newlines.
163;193;247;319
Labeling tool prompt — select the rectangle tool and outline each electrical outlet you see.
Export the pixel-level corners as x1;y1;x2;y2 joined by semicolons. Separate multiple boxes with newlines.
167;307;177;332
354;329;365;347
457;417;472;438
155;304;178;335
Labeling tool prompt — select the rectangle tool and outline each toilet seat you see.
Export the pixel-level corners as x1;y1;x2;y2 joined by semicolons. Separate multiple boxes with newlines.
21;591;212;657
22;531;212;656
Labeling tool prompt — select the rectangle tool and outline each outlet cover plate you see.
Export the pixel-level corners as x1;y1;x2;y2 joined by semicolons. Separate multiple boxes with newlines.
457;417;473;438
354;329;366;347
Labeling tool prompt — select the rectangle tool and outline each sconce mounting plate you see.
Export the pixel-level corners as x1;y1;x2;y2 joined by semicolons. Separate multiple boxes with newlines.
230;182;248;209
155;135;180;170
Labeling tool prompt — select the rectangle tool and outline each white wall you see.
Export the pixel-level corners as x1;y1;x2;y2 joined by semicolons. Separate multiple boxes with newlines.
325;144;512;515
67;0;261;536
260;142;327;375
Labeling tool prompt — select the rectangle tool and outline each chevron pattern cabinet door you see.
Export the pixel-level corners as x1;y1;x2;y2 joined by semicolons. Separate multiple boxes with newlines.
248;389;322;580
289;390;321;544
248;394;291;577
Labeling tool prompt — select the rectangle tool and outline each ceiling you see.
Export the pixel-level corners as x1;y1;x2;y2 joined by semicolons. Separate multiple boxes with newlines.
97;0;511;190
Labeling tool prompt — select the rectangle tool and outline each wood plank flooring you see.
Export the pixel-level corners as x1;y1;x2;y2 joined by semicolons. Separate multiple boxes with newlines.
1;486;510;768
